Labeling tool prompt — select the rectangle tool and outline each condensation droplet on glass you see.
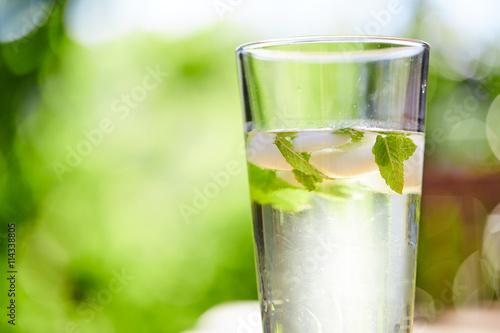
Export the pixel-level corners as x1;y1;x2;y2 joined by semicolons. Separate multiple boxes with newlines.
422;82;427;94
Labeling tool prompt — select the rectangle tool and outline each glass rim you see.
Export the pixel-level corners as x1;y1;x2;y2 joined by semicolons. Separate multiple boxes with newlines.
236;35;430;54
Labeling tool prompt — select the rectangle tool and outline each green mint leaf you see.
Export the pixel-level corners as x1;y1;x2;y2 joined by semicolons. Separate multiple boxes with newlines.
247;163;294;193
372;134;417;194
320;184;353;199
292;169;322;191
333;128;364;143
247;163;311;211
261;188;312;211
274;135;332;190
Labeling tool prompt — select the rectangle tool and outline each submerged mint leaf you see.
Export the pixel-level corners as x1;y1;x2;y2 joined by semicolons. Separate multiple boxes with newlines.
320;184;353;199
273;134;333;190
333;128;364;143
247;163;293;193
372;134;417;194
247;163;311;211
292;169;323;191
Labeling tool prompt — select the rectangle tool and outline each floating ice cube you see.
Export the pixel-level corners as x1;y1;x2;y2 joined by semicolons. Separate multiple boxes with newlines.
358;172;393;194
308;132;379;178
276;170;302;187
246;131;292;170
403;134;425;189
359;171;421;194
293;131;351;153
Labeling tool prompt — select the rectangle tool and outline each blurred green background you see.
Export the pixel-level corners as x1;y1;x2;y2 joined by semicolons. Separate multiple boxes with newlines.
0;0;499;332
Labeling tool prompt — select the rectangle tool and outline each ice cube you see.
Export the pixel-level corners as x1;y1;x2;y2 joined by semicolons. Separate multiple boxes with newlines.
276;170;302;187
402;134;425;189
246;131;292;170
293;131;351;153
308;132;379;178
359;172;393;194
359;171;421;194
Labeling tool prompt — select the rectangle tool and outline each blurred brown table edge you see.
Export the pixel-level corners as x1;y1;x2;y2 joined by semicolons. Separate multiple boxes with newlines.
423;161;500;212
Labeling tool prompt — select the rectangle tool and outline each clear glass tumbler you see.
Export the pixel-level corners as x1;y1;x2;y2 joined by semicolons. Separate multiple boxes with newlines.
236;36;430;333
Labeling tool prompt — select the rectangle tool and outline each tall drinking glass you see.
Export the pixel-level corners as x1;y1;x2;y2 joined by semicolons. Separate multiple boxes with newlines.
236;36;430;333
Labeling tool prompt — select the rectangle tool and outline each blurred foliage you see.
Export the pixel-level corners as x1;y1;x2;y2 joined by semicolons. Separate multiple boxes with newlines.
0;8;257;333
0;2;499;333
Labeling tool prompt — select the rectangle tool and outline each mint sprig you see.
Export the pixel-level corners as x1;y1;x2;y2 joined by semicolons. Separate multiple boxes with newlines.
274;134;333;190
372;134;417;194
